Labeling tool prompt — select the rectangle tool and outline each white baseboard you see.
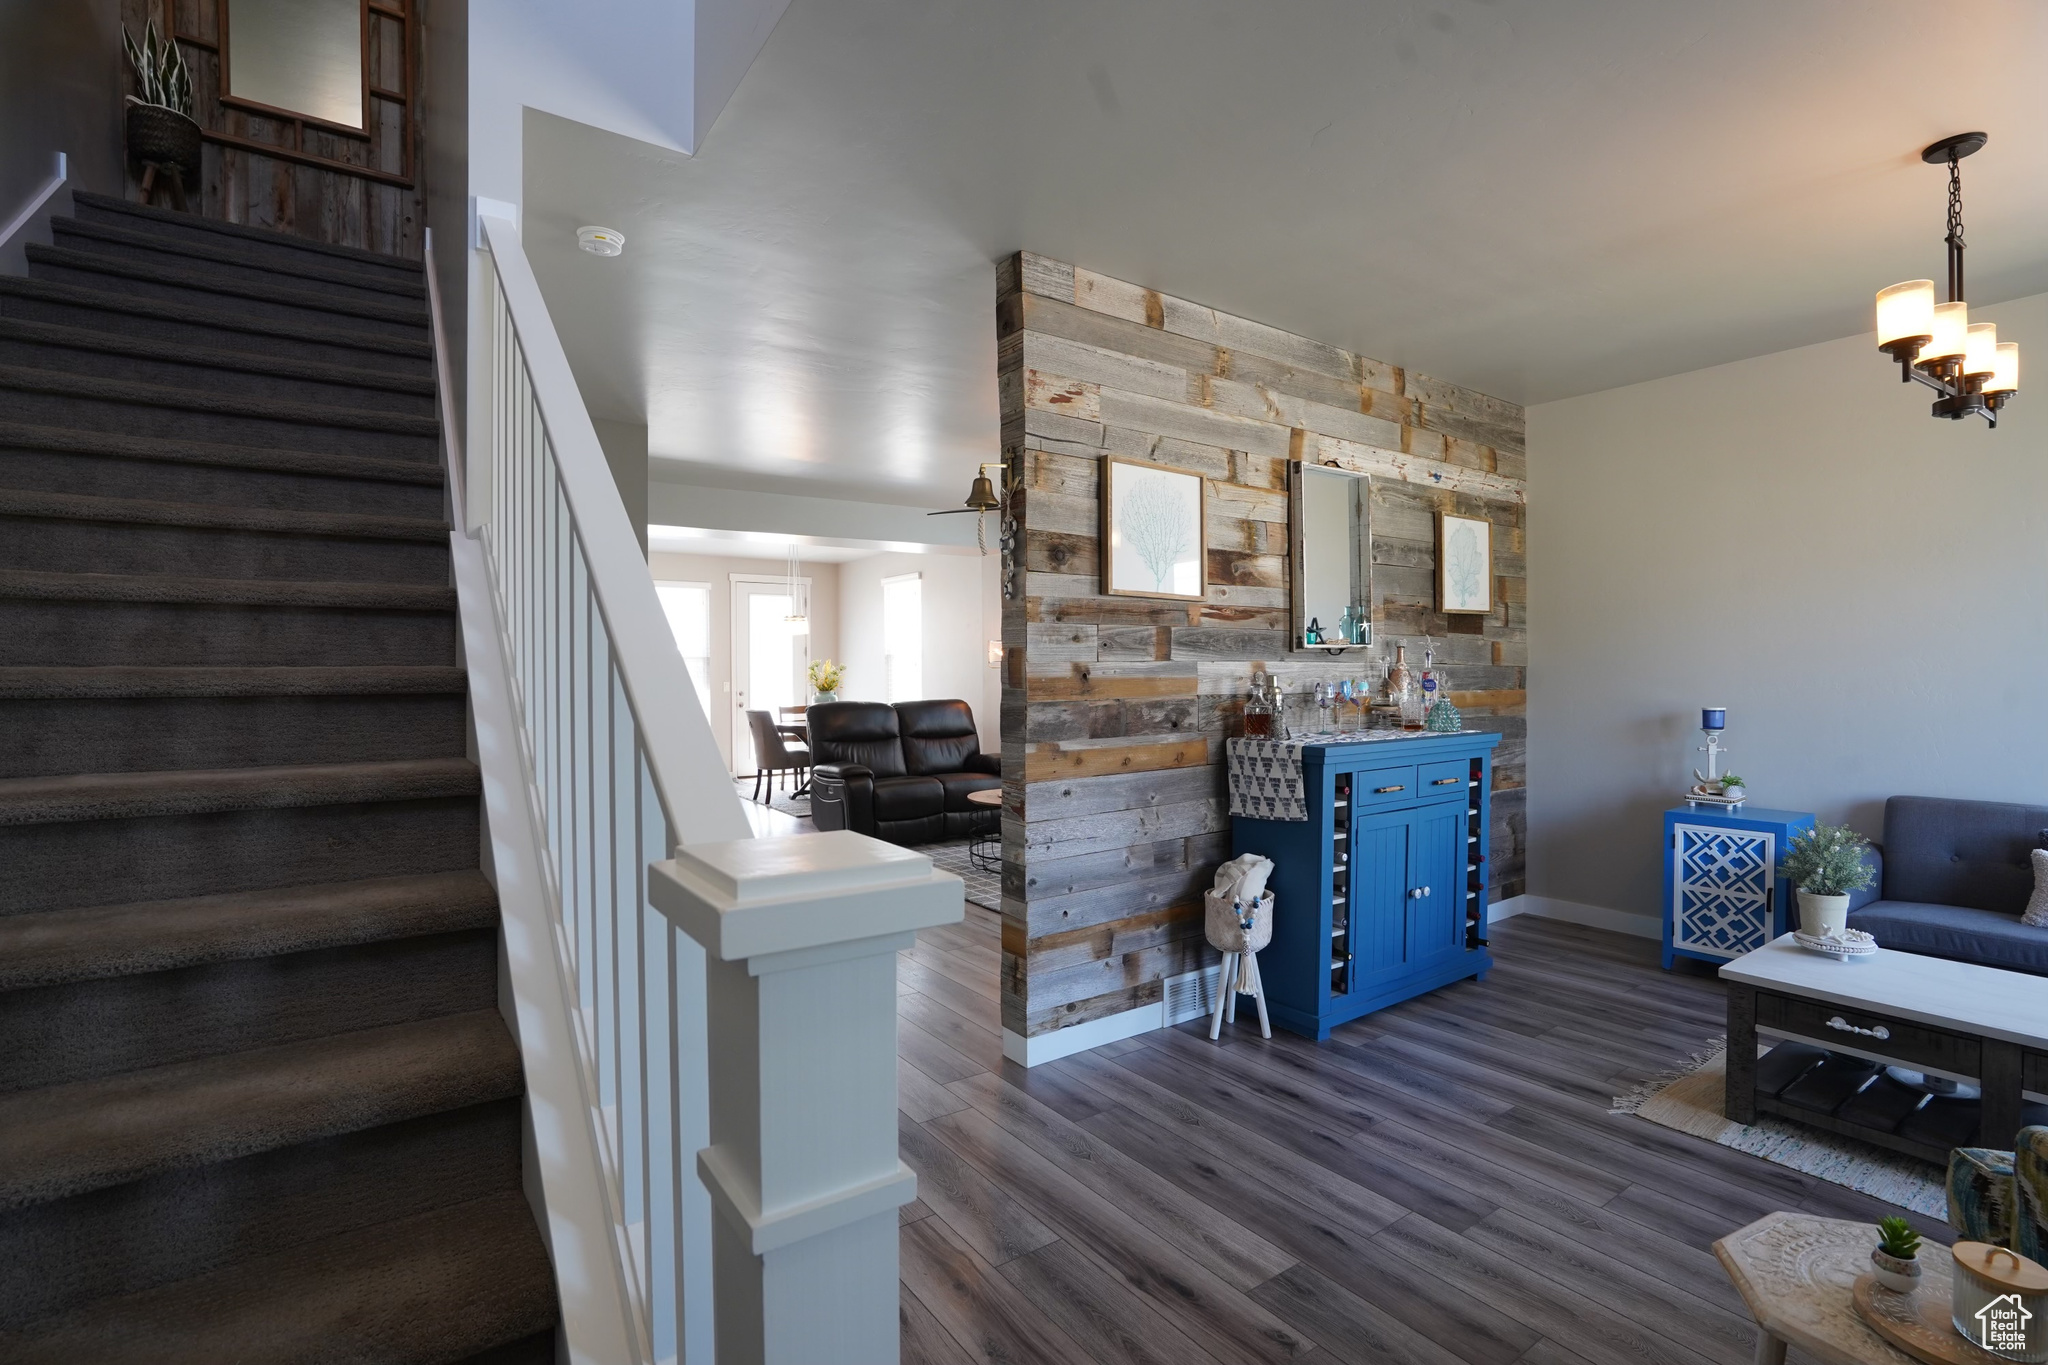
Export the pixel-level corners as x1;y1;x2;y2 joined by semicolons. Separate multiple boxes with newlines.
1003;1000;1163;1067
1492;894;1659;940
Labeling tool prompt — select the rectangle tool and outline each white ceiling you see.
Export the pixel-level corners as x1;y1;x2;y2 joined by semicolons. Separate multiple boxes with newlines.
646;526;879;562
523;0;2048;507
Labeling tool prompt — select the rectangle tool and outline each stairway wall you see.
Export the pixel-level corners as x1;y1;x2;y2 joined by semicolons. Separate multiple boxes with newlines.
0;1;123;210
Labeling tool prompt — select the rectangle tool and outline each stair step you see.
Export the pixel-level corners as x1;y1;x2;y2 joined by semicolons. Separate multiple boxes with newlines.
0;362;439;462
0;419;442;485
0;488;445;542
0;664;467;699
0;1188;554;1364
0;571;457;669
0;871;497;992
0;567;453;612
26;242;429;337
0;1009;521;1211
0;316;436;415
0;275;430;371
0;1099;522;1335
0;789;480;916
0;488;451;585
52;216;426;303
70;190;425;282
0;688;468;780
0;757;479;829
0;922;497;1093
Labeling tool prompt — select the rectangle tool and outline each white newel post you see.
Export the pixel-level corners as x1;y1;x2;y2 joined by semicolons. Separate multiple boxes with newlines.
649;830;962;1365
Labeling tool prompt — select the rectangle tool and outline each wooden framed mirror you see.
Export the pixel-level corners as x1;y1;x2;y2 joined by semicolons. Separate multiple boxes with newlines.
1288;461;1372;652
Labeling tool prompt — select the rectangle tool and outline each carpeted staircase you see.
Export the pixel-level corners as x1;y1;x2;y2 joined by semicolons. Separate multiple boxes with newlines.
0;193;559;1362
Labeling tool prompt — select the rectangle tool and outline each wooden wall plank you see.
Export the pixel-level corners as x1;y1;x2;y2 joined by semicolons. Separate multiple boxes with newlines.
998;252;1528;1040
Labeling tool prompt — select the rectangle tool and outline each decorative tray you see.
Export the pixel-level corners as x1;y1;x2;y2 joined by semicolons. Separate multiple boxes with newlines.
1792;928;1879;961
1683;787;1748;807
1853;1272;2003;1364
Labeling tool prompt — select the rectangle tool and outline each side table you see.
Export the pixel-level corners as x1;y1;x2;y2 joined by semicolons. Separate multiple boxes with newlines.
965;788;1001;874
1663;804;1814;970
1715;1211;1963;1365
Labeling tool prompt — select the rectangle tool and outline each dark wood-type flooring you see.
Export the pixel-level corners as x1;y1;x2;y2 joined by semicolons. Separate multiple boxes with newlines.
894;908;1953;1365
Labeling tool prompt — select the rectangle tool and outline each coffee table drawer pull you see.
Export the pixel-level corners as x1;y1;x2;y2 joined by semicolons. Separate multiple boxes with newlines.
1826;1015;1889;1041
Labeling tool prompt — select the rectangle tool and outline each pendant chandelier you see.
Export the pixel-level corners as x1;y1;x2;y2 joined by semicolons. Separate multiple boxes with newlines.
782;544;808;635
1874;132;2019;426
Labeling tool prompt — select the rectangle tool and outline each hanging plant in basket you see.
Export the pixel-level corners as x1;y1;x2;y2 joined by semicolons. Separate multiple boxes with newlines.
122;21;202;185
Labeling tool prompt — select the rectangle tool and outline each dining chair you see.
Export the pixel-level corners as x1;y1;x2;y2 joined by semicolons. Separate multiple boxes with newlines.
744;709;811;804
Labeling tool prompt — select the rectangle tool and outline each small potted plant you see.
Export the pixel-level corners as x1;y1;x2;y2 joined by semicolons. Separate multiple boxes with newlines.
1717;772;1747;800
807;658;844;703
123;21;201;192
1781;822;1875;939
1871;1216;1922;1294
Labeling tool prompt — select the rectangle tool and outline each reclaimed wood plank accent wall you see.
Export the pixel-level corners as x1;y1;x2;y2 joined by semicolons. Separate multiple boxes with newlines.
996;252;1528;1044
126;0;424;259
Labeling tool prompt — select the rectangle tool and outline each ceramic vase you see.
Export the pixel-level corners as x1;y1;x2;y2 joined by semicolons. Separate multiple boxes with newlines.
1799;890;1850;938
812;691;837;704
1870;1248;1921;1295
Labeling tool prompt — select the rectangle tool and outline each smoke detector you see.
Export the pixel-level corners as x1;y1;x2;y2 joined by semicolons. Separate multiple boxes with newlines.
577;226;625;257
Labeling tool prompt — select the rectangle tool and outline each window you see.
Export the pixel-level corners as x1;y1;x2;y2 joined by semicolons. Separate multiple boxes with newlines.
655;581;712;717
882;573;923;702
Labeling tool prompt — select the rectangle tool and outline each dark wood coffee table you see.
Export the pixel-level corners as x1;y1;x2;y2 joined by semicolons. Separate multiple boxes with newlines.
1722;935;2048;1163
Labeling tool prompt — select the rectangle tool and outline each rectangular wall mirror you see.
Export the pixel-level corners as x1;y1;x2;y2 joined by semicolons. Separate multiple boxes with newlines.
225;0;366;129
1288;462;1372;651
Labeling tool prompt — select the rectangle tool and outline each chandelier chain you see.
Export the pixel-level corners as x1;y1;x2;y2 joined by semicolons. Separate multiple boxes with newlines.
1947;152;1965;254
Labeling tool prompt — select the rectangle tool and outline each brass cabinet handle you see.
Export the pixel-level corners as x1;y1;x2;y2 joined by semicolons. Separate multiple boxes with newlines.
1375;784;1405;793
1432;777;1459;786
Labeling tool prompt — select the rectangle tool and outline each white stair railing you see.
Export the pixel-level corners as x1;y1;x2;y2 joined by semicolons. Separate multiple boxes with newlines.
443;210;962;1365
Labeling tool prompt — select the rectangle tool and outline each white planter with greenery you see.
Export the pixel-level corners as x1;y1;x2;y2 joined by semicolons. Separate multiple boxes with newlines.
1781;823;1875;939
1870;1217;1923;1294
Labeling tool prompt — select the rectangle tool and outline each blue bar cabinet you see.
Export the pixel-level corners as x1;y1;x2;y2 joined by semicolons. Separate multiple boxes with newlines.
1230;731;1501;1040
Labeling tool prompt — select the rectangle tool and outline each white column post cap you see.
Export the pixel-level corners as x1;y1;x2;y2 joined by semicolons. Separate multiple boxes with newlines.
650;829;963;963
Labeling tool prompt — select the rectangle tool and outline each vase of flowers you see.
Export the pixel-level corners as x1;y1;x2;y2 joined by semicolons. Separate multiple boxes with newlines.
807;658;844;703
1870;1217;1923;1294
1781;823;1875;939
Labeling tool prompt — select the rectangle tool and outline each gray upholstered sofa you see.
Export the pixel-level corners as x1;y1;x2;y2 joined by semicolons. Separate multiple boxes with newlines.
1845;796;2048;976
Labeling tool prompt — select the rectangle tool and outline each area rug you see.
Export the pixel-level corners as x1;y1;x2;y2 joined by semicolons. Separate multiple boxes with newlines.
923;838;1001;914
1612;1038;1948;1217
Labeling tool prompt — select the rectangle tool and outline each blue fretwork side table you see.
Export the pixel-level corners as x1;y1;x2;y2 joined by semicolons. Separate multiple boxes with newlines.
1662;805;1815;969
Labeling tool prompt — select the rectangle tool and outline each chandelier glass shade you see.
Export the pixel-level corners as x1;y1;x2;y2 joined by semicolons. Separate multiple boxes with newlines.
1873;132;2016;426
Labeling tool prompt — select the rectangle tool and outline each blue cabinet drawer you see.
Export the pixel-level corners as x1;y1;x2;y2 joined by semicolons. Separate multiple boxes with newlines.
1417;759;1469;799
1351;765;1416;810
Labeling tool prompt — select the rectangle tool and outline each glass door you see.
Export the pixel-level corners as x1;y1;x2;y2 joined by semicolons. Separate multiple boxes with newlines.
730;576;810;774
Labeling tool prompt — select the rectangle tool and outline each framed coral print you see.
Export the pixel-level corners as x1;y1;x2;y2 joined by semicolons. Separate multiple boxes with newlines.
1437;512;1492;614
1101;457;1206;601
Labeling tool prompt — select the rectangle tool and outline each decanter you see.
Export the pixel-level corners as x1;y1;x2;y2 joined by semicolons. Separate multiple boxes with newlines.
1243;671;1275;739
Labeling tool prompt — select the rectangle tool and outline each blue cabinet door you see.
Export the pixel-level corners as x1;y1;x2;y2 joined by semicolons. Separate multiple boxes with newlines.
1407;801;1466;963
1351;809;1412;982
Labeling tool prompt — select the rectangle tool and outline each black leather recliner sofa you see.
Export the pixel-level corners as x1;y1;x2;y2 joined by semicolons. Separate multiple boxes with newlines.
806;700;999;844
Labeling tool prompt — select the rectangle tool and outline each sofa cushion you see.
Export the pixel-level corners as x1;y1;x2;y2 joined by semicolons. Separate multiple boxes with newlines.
1847;899;2048;976
896;699;983;775
934;771;1000;812
870;775;944;822
806;701;907;777
1883;796;2048;914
